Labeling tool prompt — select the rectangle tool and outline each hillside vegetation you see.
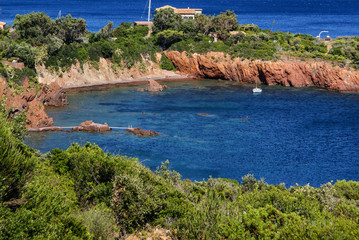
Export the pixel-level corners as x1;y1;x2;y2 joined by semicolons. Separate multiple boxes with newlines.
1;102;359;239
1;10;359;239
0;10;359;91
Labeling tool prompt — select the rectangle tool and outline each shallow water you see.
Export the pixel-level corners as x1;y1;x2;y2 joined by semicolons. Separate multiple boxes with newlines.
25;80;359;187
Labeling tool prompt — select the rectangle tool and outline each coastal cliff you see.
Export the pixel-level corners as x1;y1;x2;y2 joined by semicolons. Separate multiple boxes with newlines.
36;57;184;89
164;51;359;92
0;77;67;128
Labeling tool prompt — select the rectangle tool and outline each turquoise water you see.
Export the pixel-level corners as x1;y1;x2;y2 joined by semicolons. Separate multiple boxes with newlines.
25;80;359;187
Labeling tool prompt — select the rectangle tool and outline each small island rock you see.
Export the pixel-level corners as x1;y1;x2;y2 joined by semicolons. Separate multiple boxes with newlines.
126;127;160;137
145;79;164;92
72;120;111;132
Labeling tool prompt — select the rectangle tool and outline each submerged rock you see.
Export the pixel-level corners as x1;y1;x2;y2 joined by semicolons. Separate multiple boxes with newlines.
137;88;145;92
126;127;160;137
72;120;111;132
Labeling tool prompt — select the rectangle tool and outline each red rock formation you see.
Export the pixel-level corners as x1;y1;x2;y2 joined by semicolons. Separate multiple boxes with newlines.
164;51;359;92
126;127;160;137
145;79;164;92
72;120;111;132
1;77;68;128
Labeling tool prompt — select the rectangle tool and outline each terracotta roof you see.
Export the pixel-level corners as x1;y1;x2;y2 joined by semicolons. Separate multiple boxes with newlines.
174;9;196;14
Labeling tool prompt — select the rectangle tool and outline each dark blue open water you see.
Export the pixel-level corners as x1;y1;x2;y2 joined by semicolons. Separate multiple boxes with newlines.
25;80;359;187
1;0;359;37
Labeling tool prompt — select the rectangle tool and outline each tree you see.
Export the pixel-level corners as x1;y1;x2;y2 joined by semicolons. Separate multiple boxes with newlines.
13;42;37;67
152;8;183;33
54;14;87;44
156;30;184;50
194;14;213;35
13;12;54;42
212;10;238;40
95;21;114;40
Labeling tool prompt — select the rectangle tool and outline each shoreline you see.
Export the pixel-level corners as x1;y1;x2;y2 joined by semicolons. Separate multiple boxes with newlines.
64;74;197;92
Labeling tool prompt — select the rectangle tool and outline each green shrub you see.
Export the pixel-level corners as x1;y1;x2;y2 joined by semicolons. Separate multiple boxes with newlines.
160;54;176;71
77;203;117;240
0;105;35;202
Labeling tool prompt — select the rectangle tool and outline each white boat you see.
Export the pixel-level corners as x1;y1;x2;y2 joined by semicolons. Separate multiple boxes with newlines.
252;80;262;93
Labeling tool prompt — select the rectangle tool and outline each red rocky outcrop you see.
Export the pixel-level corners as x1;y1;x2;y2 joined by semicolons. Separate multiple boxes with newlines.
72;120;111;132
164;51;359;92
146;79;167;92
1;77;68;128
126;127;160;137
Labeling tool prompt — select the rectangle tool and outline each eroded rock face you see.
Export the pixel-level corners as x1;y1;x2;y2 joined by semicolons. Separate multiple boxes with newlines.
126;127;160;137
36;58;174;89
72;120;111;132
164;51;359;92
1;78;68;128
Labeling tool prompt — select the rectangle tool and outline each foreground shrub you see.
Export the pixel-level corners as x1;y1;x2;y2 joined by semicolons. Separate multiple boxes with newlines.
77;203;117;240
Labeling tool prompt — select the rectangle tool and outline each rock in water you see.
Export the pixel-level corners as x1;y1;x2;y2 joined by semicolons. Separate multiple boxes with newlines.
72;120;111;132
126;127;160;137
145;79;164;92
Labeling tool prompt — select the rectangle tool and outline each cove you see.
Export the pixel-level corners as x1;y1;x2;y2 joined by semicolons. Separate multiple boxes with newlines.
25;80;359;187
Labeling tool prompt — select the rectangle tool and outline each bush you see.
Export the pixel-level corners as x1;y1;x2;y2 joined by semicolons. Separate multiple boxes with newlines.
0;105;35;202
160;54;176;71
77;203;117;240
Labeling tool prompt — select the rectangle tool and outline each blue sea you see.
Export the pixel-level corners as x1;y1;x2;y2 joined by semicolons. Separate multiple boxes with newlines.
25;81;359;187
5;0;359;186
1;0;359;37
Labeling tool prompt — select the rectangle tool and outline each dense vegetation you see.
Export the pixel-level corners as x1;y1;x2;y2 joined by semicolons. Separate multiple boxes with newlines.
1;101;359;239
0;9;358;89
1;10;359;239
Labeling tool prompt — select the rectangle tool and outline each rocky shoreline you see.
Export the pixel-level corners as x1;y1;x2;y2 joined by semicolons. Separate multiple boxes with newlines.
164;51;359;92
3;53;359;130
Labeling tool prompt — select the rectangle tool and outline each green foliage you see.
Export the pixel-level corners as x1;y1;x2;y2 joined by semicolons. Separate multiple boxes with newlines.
76;203;117;240
113;23;149;39
112;164;188;234
95;21;114;40
1;108;359;239
159;54;176;71
0;165;91;240
13;42;37;67
212;10;239;41
0;64;37;90
13;12;54;42
47;143;125;206
157;30;184;50
334;180;359;200
13;12;86;46
194;14;213;36
0;104;35;202
153;8;183;33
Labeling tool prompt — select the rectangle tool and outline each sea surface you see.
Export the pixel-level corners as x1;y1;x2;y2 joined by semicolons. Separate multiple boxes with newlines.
25;80;359;187
1;0;359;37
